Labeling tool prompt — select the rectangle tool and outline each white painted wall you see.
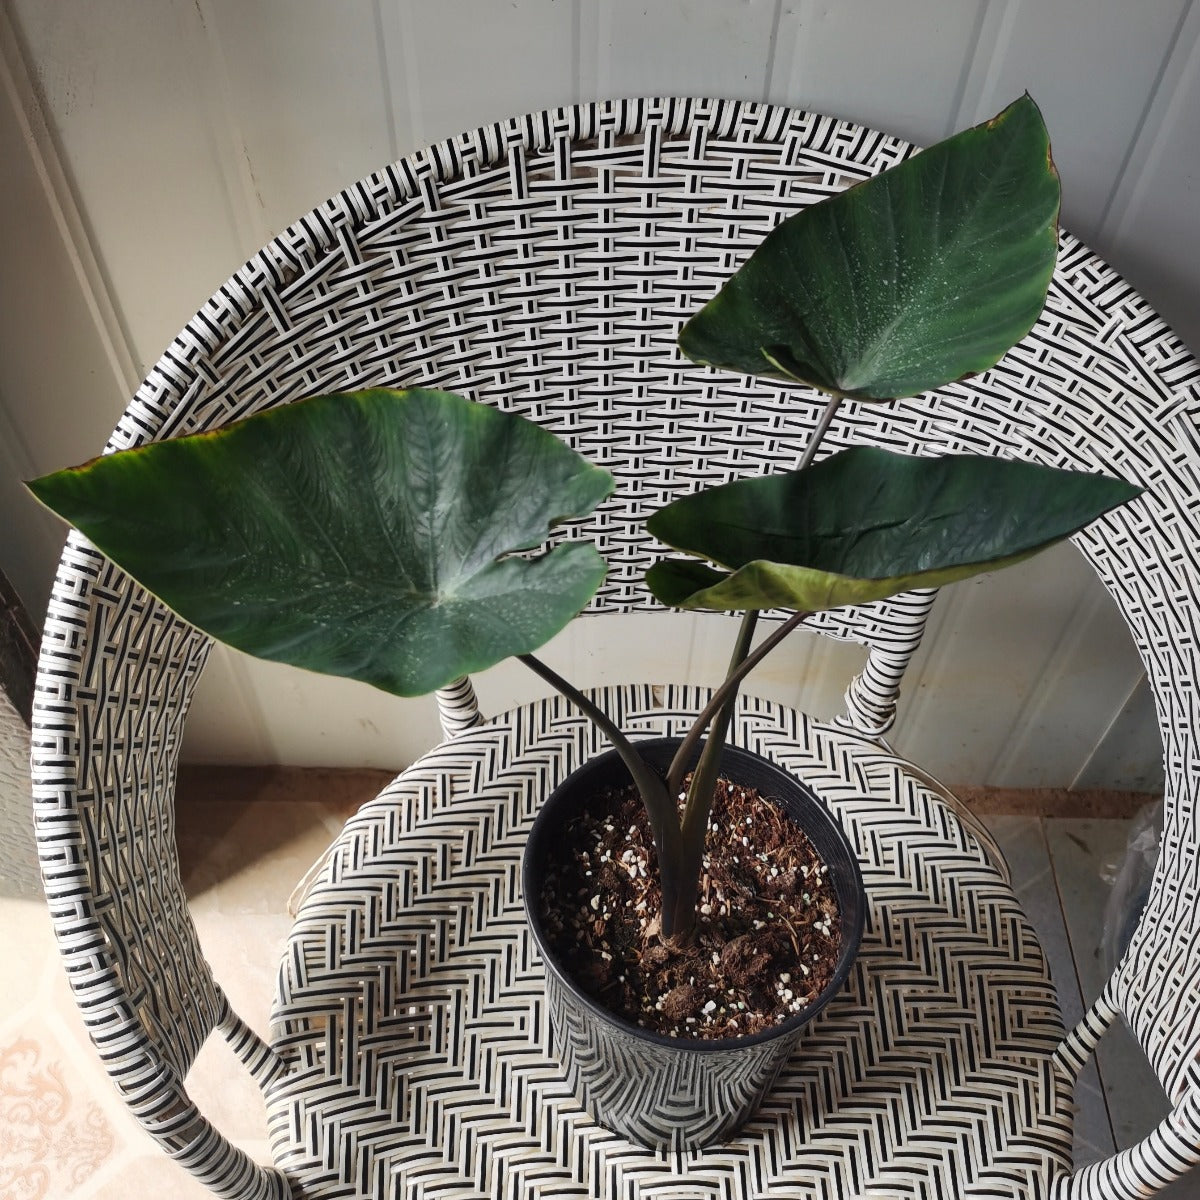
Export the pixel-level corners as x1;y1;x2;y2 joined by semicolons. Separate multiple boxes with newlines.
2;0;1194;789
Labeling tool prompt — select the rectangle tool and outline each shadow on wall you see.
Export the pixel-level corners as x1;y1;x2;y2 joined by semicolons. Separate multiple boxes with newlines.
0;569;40;899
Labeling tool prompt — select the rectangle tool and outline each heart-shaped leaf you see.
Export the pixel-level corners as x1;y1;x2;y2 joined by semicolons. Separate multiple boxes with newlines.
29;388;615;695
678;95;1061;400
646;447;1140;612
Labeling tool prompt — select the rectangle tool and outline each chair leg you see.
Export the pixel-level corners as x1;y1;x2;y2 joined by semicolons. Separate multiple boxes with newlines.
436;676;485;739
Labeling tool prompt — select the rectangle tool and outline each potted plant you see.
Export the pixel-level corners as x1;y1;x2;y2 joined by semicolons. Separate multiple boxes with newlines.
28;96;1139;1150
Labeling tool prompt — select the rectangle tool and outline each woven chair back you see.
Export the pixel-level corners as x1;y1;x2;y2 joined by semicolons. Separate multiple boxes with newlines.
31;97;1200;1194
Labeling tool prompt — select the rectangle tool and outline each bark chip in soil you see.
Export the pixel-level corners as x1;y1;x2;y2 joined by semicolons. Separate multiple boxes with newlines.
537;775;843;1039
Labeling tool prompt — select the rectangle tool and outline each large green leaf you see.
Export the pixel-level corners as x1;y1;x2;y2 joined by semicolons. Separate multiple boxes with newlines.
645;447;1140;612
29;388;615;695
677;95;1061;400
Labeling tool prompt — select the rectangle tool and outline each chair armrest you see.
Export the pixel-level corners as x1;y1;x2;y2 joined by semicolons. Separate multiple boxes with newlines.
1052;986;1200;1198
1051;1090;1200;1200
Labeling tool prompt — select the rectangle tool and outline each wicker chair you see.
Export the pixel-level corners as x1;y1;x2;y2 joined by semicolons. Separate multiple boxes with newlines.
32;98;1200;1199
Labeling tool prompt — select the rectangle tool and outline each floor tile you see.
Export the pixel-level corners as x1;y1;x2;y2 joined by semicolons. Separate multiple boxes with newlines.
988;815;1200;1195
982;815;1053;888
984;815;1117;1167
10;771;1200;1197
0;896;63;1002
1044;819;1172;1150
174;797;343;915
0;1015;119;1199
77;1151;230;1199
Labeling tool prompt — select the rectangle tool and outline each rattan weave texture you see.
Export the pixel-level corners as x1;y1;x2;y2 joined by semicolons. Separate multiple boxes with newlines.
31;97;1200;1198
274;686;1071;1199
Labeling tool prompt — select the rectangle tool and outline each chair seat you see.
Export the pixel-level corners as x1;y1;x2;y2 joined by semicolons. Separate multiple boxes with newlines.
269;685;1073;1199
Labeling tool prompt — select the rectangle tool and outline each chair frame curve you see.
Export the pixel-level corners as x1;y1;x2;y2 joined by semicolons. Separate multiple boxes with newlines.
30;96;1200;1198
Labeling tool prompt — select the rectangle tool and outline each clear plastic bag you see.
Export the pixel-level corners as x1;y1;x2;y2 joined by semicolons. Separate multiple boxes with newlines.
1101;800;1163;974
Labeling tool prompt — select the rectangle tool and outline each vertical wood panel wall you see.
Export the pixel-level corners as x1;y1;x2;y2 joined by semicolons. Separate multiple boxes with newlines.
2;0;1193;790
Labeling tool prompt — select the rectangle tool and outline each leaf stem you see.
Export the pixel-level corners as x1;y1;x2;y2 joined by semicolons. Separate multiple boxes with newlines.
665;608;811;797
661;611;759;941
517;652;681;876
797;391;843;471
662;388;841;798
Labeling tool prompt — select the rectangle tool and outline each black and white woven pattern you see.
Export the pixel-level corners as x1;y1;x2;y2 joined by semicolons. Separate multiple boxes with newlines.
30;98;1200;1198
272;686;1071;1200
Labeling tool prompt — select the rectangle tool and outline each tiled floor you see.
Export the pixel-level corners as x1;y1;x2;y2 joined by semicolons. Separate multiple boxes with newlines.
2;769;1196;1198
986;814;1179;1178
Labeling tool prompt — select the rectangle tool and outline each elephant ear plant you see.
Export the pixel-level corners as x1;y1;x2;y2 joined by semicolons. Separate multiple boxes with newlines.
30;97;1138;967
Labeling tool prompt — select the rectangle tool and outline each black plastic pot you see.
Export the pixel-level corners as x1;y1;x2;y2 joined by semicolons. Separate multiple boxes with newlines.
522;737;865;1151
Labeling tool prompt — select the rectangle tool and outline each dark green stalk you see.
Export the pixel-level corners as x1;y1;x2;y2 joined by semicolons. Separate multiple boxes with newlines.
663;391;842;797
661;611;757;942
517;653;683;894
664;608;811;798
660;390;842;941
681;610;758;839
528;392;844;944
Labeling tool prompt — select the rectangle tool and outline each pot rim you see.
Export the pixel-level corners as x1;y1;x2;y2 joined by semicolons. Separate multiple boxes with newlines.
523;736;866;1053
